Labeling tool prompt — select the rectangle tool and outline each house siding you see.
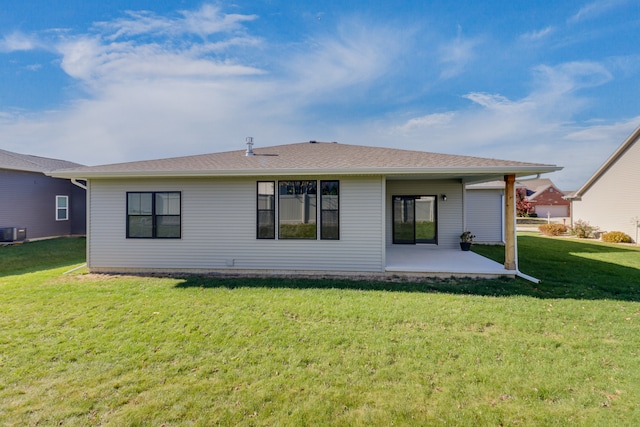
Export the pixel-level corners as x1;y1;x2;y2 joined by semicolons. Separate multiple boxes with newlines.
572;138;640;242
385;179;463;249
87;176;385;272
0;169;85;239
466;189;504;244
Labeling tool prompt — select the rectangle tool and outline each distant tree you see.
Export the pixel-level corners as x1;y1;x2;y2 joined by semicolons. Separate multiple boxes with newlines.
516;188;535;217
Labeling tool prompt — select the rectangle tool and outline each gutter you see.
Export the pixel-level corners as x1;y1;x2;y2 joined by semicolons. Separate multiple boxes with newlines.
47;166;563;180
514;173;540;182
71;178;87;190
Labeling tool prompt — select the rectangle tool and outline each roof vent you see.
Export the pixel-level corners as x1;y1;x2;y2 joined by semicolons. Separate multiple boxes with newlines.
309;140;317;144
245;137;254;156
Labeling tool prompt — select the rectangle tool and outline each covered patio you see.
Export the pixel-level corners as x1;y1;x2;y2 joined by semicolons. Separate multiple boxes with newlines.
385;245;516;278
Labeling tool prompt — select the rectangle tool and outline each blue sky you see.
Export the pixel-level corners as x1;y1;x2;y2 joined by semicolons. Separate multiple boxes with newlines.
1;0;639;189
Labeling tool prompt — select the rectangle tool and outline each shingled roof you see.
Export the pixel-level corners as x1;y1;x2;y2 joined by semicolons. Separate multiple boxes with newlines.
0;148;83;173
49;141;561;179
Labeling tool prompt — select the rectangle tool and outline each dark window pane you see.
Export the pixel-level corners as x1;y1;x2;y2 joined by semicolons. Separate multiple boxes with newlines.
156;216;181;238
128;216;153;238
321;210;339;240
257;211;275;239
57;209;68;220
320;181;339;240
257;182;275;239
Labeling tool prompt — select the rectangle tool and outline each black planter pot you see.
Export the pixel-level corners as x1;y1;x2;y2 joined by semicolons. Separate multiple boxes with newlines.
460;242;472;251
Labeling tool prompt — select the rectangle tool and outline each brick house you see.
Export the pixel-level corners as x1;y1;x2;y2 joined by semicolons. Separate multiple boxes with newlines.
522;178;570;218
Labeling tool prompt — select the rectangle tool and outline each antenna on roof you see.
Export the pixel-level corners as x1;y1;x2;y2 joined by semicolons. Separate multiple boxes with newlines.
245;137;254;156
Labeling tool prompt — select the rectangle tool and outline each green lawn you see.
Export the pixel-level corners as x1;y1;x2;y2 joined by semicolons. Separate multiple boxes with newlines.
0;236;639;426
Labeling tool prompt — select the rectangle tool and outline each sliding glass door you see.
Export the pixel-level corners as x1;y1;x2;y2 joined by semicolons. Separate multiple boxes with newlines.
393;196;437;244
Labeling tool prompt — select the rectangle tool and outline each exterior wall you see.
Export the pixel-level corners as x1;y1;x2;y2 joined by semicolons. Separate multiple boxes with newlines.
87;176;386;273
385;179;463;249
572;139;640;242
0;169;86;239
70;184;87;235
465;188;504;244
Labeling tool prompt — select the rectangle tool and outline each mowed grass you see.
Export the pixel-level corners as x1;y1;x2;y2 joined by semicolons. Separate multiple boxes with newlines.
0;237;639;426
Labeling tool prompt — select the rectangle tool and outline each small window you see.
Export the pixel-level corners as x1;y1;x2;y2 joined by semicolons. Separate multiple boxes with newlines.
320;181;339;239
257;182;275;239
127;192;181;238
56;195;69;221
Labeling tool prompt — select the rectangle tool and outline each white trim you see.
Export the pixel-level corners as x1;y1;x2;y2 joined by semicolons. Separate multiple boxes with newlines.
47;165;562;180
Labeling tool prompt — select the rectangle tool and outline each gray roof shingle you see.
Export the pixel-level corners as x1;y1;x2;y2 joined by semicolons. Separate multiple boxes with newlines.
49;141;560;179
0;149;83;173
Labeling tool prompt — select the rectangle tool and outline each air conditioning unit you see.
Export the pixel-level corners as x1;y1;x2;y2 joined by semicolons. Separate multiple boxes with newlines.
0;227;27;242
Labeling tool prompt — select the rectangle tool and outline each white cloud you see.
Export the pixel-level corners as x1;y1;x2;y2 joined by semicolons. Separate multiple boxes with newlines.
396;113;456;133
56;36;263;85
438;30;481;79
51;5;263;89
95;4;257;40
0;31;39;52
532;61;613;93
520;26;555;41
387;60;627;189
283;19;410;99
568;0;628;23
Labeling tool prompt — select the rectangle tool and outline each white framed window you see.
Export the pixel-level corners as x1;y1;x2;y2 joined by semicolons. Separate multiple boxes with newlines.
56;195;69;221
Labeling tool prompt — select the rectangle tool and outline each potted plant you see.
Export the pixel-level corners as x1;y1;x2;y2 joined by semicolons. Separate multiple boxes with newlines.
460;231;475;251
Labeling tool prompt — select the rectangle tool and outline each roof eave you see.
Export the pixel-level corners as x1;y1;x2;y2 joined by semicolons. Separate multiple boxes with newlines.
48;165;562;180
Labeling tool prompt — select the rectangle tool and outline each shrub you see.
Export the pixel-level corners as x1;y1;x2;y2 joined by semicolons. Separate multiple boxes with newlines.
570;220;599;238
538;224;567;236
601;231;632;243
516;188;535;217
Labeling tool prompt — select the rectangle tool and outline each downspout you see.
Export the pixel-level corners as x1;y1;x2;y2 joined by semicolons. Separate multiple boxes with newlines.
514;230;541;283
70;178;90;271
510;185;541;284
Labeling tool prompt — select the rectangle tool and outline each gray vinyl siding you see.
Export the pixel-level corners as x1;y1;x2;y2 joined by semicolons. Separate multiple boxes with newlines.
385;179;463;249
466;189;504;244
88;176;385;272
0;169;86;239
572;138;640;242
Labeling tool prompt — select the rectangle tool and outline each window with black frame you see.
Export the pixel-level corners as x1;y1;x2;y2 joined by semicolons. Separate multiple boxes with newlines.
257;182;275;239
320;181;339;239
127;192;181;238
278;181;317;239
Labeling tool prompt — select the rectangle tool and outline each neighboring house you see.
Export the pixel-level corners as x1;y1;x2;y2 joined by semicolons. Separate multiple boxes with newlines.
0;149;86;241
567;125;640;243
521;178;570;218
49;141;560;275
